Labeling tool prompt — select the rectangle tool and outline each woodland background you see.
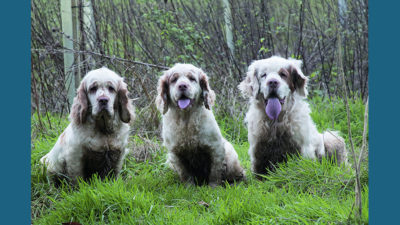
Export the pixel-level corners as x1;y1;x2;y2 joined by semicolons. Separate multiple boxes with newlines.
31;0;368;137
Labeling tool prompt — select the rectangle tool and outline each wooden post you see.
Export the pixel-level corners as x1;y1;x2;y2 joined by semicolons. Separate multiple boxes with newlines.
60;0;97;107
82;0;97;67
72;0;81;88
222;0;234;57
60;0;76;107
222;0;234;78
338;0;347;26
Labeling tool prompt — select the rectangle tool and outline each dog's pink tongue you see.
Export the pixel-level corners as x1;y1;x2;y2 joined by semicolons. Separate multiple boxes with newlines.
178;99;191;109
265;98;282;120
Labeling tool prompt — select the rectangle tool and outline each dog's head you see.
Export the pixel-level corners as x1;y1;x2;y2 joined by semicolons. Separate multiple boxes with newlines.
70;67;134;125
156;64;215;114
238;56;308;120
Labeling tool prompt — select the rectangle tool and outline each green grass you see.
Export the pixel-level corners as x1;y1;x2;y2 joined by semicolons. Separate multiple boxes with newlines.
31;97;368;224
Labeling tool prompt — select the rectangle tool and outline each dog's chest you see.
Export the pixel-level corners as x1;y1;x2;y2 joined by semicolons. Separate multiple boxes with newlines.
78;130;126;180
255;129;300;155
253;124;300;174
174;144;213;185
167;124;217;185
84;131;125;152
163;114;210;148
81;146;122;180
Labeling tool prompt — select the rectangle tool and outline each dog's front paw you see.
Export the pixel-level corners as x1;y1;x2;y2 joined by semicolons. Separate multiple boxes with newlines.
40;155;48;165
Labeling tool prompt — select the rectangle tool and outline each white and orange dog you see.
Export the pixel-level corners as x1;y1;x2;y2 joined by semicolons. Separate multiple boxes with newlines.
239;56;347;176
156;64;245;186
40;68;135;183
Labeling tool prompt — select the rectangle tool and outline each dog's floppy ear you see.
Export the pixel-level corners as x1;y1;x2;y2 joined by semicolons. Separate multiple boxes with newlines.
155;72;170;114
288;58;308;97
70;81;89;125
238;63;260;98
117;80;134;123
199;72;215;110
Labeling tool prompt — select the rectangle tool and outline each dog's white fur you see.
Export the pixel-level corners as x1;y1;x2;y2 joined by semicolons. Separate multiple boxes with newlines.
40;68;135;183
156;64;245;186
239;56;347;175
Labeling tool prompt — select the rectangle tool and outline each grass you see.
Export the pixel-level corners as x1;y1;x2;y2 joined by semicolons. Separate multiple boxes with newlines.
31;96;368;224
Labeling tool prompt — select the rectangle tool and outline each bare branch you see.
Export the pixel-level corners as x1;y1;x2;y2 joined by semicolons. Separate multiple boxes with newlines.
31;48;169;70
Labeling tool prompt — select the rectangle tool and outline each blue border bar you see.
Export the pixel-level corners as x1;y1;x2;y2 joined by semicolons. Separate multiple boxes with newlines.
0;1;395;224
0;1;31;224
369;1;400;224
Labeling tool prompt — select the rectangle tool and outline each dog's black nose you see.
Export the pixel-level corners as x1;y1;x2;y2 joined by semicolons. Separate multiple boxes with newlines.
178;83;188;91
268;79;279;89
98;97;109;106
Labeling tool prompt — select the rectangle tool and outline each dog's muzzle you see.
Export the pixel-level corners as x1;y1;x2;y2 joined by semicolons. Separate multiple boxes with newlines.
97;96;110;112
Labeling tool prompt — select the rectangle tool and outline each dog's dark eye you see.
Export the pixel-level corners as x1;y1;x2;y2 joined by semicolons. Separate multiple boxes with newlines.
170;77;178;83
108;86;115;92
261;73;267;78
279;73;287;78
89;86;97;93
188;76;196;82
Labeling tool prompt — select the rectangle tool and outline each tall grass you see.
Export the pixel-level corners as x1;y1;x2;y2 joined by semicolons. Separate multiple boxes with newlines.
309;95;366;146
31;96;368;224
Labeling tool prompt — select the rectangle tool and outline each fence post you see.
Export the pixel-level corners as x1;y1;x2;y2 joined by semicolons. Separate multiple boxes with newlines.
222;0;234;78
82;0;97;67
72;0;82;88
222;0;234;58
60;0;76;107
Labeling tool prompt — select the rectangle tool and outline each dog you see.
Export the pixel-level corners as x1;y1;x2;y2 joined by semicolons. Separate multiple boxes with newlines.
40;67;135;184
238;56;347;177
156;63;245;186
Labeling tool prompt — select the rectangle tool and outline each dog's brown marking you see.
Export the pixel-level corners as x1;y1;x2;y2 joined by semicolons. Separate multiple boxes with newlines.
278;66;306;93
169;73;179;83
278;68;295;92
